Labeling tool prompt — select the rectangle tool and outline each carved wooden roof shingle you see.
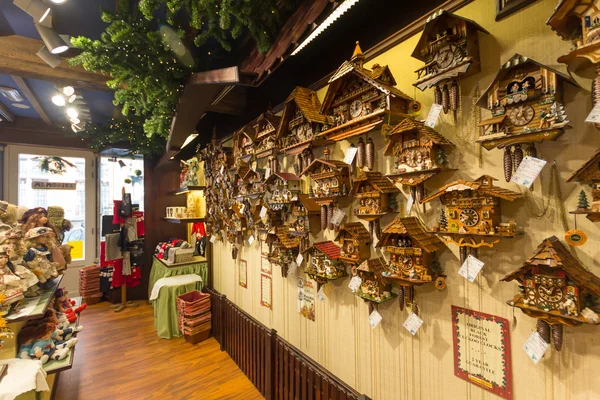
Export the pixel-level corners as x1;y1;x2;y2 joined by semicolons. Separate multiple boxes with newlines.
384;118;454;156
265;172;301;185
275;226;300;249
296;194;320;213
357;257;387;276
284;86;329;124
300;158;350;177
351;171;399;195
309;241;342;259
335;222;371;243
566;148;600;183
378;217;444;253
421;175;521;203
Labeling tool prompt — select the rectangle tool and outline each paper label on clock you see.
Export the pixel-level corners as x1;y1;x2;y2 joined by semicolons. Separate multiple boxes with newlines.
406;193;415;213
260;206;268;218
344;147;358;165
295;253;304;266
210;235;216;244
330;207;345;227
510;156;547;188
403;312;423;335
348;276;362;292
523;331;549;365
287;262;297;276
585;102;600;123
369;310;383;328
458;255;484;282
424;104;443;128
317;285;332;301
248;235;255;245
264;168;271;179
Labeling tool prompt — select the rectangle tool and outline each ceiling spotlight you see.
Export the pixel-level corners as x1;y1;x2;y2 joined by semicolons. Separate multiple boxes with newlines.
71;120;86;132
51;94;65;106
62;86;75;96
66;108;78;118
0;87;24;102
36;46;62;68
35;24;69;54
13;0;51;23
50;0;68;4
70;117;80;125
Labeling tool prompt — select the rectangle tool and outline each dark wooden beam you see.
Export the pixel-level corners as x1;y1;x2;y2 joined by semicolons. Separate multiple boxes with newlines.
0;117;90;149
0;101;15;123
10;75;52;125
0;35;110;92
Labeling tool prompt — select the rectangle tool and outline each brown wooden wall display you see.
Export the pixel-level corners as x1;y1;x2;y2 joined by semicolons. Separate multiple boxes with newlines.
232;125;256;165
303;241;347;289
264;226;300;277
378;217;446;314
502;236;600;351
384;118;456;203
264;172;301;209
287;194;321;239
318;42;416;142
412;9;489;118
353;257;395;308
476;54;578;181
335;222;372;267
566;148;600;222
251;110;282;161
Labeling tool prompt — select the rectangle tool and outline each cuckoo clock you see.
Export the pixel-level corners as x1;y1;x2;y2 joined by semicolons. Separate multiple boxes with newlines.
422;175;521;263
276;86;331;175
265;226;300;277
304;241;347;288
288;194;321;238
384;118;455;203
566;148;600;222
335;222;371;267
301;148;351;231
351;171;400;238
318;42;416;142
502;236;600;351
264;172;301;209
233;126;256;165
254;201;282;241
233;166;250;199
353;257;394;308
477;54;578;181
252;111;282;170
242;169;266;200
378;217;446;314
412;10;489;117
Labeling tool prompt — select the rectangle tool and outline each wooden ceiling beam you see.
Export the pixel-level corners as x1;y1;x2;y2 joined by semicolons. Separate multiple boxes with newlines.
0;101;15;123
10;75;52;125
0;35;110;92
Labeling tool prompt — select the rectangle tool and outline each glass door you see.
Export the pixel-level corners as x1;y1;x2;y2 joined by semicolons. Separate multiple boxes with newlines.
5;145;97;295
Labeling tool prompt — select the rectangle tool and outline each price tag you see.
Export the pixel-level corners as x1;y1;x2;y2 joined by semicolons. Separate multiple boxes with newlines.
344;147;358;165
287;262;298;276
523;331;549;365
330;207;345;227
317;286;328;301
585;102;600;123
458;255;485;282
372;234;379;249
295;253;304;266
403;312;424;335
406;193;414;213
220;165;224;175
240;203;246;214
251;161;258;171
260;206;268;218
210;235;217;244
424;104;443;128
369;310;383;328
265;167;271;179
348;276;362;293
248;235;255;245
510;156;547;188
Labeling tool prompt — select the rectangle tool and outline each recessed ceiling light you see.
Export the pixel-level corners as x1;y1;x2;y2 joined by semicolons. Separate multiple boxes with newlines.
51;94;65;106
67;94;77;103
66;108;78;118
50;0;68;4
12;103;31;109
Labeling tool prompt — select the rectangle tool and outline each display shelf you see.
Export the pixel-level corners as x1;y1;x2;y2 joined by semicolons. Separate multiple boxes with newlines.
170;186;206;195
43;346;75;375
155;255;208;268
163;217;205;224
6;276;63;323
356;292;397;304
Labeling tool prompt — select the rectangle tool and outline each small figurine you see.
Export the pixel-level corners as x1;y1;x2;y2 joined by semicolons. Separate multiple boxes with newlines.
23;227;60;285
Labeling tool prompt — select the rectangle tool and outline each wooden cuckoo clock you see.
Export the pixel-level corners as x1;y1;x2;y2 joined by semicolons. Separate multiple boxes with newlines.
477;54;578;181
422;175;521;263
502;236;600;351
239;168;265;200
335;222;371;267
288;194;321;238
318;42;416;142
264;226;300;277
566;148;600;222
301;148;351;231
384;118;455;203
412;10;489;117
264;172;301;209
378;217;446;314
252;110;282;170
254;201;282;241
232;126;256;165
351;171;400;238
304;241;347;289
233;165;250;199
353;257;394;308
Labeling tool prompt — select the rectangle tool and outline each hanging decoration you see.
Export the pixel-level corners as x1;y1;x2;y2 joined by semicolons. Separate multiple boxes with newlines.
566;148;600;222
34;156;76;175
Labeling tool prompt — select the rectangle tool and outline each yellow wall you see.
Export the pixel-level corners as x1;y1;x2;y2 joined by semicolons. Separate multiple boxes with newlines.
212;0;600;398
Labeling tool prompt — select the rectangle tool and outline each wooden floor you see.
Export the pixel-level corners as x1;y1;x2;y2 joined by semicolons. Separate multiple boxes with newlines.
55;301;264;400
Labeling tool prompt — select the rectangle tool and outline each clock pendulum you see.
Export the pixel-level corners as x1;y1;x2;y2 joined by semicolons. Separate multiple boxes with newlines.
357;137;365;169
504;147;513;182
366;137;375;170
397;286;405;311
434;86;442;106
441;83;450;114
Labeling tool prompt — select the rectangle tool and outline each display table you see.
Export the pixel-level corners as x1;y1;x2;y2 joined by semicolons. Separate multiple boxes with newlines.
149;257;208;339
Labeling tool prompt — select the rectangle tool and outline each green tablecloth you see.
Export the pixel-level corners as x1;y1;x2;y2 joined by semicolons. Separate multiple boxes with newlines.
149;257;208;339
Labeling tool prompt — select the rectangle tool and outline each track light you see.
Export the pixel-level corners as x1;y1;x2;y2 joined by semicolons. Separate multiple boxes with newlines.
36;46;62;68
51;94;65;106
62;86;75;96
50;0;68;4
35;24;69;54
66;108;78;119
70;117;80;124
13;0;51;23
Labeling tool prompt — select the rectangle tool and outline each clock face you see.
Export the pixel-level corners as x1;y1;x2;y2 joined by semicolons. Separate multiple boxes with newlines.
350;100;363;119
400;256;413;271
345;242;355;254
404;149;422;168
435;48;454;69
538;285;563;303
459;209;479;227
508;105;535;127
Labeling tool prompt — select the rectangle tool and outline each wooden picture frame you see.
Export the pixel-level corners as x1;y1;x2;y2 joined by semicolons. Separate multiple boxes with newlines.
260;273;272;309
495;0;538;21
239;259;247;288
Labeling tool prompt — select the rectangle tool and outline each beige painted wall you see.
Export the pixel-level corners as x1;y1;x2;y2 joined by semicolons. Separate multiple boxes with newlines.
212;0;600;398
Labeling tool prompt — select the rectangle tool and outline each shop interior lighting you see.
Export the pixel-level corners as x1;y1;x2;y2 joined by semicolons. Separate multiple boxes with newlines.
13;0;51;23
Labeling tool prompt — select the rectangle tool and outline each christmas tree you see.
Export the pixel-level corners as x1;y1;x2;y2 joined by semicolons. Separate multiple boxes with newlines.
578;190;590;210
439;209;448;230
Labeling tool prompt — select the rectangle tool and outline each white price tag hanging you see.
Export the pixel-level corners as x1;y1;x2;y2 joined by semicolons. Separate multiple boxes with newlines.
348;276;362;293
240;203;246;214
523;331;549;365
220;165;224;175
510;156;547;188
372;234;379;249
403;312;424;335
585;102;600;123
458;255;485;282
424;104;443;128
330;207;345;227
317;286;328;301
251;161;258;171
260;206;268;218
295;253;304;266
368;309;383;328
406;193;414;213
248;235;255;245
210;235;217;244
344;147;358;165
265;167;271;179
287;262;298;276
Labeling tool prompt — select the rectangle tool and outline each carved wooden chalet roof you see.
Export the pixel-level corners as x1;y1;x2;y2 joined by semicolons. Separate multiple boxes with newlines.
501;236;600;296
378;217;445;253
265;172;301;185
335;222;371;243
254;112;282;140
357;257;387;276
351;171;399;195
391;171;439;187
383;118;454;156
296;194;321;213
547;0;594;40
566;148;600;183
283;86;329;124
307;241;342;259
242;168;264;182
275;226;300;249
421;175;521;203
300;158;350;177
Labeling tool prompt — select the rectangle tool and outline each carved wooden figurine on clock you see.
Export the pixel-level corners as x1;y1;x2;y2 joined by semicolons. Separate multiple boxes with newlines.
422;175;521;263
384;118;455;203
566;148;600;222
412;10;489;117
318;42;417;142
251;110;282;170
378;217;446;315
477;54;578;181
303;241;347;289
353;257;395;312
502;236;600;351
351;171;400;238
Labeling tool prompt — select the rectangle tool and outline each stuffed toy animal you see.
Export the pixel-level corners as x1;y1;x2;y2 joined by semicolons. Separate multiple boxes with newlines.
23;227;60;285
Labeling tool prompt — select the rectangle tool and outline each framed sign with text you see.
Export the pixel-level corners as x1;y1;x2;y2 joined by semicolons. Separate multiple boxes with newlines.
239;259;247;288
260;274;272;309
451;306;513;400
